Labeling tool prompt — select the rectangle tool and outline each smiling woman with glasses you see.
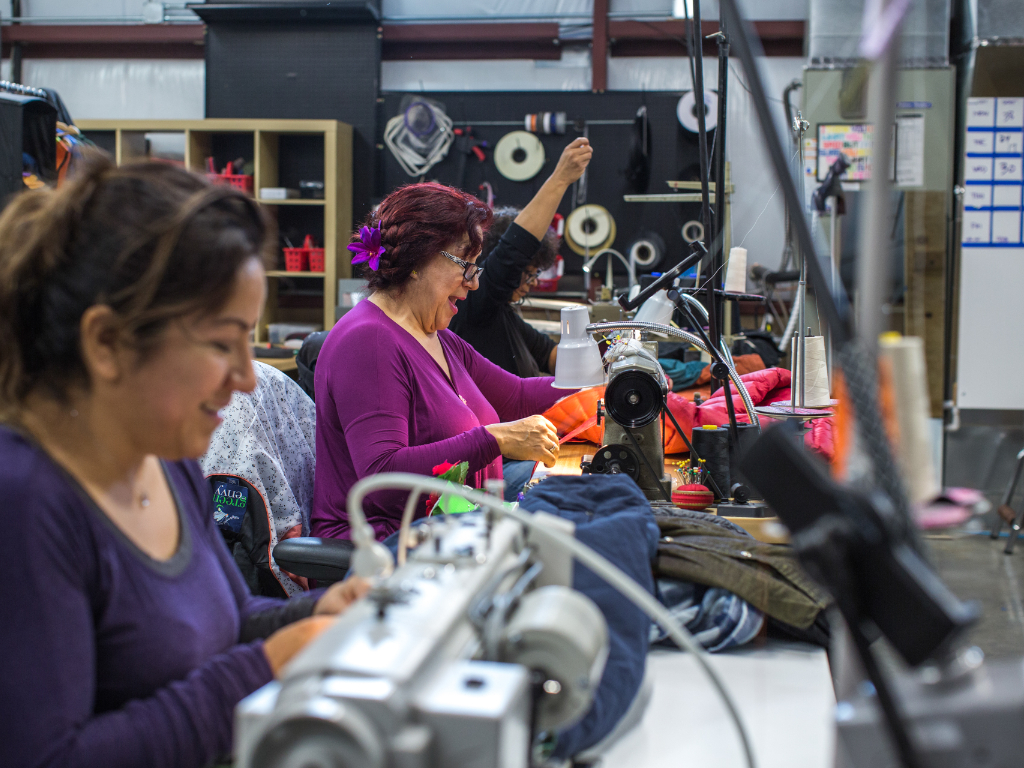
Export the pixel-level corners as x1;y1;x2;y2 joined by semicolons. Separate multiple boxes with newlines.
311;182;571;541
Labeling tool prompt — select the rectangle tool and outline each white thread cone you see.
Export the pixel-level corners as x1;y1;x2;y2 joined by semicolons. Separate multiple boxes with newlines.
724;247;747;294
791;335;830;407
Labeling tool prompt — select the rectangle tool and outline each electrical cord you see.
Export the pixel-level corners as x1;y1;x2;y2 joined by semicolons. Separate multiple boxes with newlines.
383;103;455;177
346;473;759;768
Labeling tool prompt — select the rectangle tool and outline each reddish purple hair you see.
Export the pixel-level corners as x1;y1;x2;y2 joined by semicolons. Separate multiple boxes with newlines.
353;182;493;291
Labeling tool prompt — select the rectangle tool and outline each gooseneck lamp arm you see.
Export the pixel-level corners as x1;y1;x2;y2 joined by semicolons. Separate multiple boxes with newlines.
582;248;638;290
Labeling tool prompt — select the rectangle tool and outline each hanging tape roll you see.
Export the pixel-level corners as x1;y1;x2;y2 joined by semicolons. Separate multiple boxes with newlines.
494;130;546;182
565;205;617;256
676;90;719;134
681;220;704;244
724;247;748;294
627;231;665;271
691;425;731;501
791;336;831;407
524;111;567;135
878;334;939;504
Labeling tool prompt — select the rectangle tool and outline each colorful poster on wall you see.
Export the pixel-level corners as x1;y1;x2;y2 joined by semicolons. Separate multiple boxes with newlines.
817;124;873;181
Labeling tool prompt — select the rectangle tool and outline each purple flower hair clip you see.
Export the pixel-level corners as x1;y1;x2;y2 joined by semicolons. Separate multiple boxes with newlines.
347;223;386;271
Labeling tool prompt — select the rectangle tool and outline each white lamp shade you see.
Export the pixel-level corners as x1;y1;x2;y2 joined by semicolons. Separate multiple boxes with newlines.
633;289;674;326
554;305;605;389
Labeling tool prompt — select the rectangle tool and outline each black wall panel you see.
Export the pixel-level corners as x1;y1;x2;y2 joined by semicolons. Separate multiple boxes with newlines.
379;91;713;278
205;21;380;221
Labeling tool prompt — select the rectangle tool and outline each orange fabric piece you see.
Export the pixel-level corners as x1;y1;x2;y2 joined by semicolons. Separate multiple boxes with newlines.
543;363;837;461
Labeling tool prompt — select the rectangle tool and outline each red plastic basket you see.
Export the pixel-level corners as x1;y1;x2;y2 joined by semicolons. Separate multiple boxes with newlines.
307;248;325;272
207;173;254;195
283;247;308;272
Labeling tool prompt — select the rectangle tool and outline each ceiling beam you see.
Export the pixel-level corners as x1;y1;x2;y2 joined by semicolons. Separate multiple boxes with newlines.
0;20;803;60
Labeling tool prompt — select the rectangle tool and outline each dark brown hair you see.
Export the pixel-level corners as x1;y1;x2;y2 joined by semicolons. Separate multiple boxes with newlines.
481;206;559;274
354;182;492;292
0;150;272;414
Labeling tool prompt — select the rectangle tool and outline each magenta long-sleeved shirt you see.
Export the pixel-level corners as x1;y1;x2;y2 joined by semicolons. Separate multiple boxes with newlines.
311;299;566;540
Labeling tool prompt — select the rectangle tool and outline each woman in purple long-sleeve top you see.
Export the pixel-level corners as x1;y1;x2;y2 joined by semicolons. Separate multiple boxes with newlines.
0;153;367;768
312;183;569;540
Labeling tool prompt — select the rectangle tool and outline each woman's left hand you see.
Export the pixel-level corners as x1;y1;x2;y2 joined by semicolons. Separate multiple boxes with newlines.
313;575;372;616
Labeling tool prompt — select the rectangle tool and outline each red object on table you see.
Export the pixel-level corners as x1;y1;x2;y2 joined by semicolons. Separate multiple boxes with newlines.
672;484;714;511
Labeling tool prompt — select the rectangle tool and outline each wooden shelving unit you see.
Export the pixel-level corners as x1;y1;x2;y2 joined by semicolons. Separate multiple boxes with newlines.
76;118;353;342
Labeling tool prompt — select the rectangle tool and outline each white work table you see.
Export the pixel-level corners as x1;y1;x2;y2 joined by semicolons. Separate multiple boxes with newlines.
601;643;836;768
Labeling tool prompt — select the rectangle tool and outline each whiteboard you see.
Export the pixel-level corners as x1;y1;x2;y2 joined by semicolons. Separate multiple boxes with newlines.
957;248;1024;409
957;98;1024;410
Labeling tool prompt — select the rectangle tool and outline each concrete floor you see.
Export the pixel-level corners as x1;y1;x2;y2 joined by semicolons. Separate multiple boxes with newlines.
925;532;1024;659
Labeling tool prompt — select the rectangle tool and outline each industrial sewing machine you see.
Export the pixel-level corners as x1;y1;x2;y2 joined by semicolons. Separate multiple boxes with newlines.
234;489;609;768
585;336;673;502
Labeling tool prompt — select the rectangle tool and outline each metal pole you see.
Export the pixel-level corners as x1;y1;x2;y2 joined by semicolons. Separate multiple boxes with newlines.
691;0;720;392
10;0;23;85
855;16;901;353
828;196;841;390
798;251;807;407
713;27;730;341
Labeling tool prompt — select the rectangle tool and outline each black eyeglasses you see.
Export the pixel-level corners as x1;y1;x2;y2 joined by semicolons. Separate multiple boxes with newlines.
441;250;484;282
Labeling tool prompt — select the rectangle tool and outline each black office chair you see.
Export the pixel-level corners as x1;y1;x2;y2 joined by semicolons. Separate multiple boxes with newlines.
296;330;330;402
208;473;353;591
273;537;355;585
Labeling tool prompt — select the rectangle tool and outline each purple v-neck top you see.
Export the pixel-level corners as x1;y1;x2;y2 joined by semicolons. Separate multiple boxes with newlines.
0;426;297;768
312;299;566;540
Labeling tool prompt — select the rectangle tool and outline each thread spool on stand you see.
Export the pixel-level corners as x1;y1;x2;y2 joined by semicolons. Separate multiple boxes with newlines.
791;335;830;408
878;333;939;504
691;425;730;501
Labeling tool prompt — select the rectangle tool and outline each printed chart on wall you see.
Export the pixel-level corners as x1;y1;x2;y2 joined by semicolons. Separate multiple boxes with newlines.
962;97;1024;247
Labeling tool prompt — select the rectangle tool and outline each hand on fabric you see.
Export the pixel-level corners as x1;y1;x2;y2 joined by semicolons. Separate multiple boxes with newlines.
551;137;593;187
486;414;559;467
263;615;337;676
313;575;371;616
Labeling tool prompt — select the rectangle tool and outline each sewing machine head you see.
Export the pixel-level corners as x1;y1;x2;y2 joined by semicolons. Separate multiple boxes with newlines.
586;334;673;502
234;510;609;768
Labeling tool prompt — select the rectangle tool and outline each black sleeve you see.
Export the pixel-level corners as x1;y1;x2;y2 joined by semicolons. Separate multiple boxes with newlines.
476;222;542;308
512;311;557;374
238;596;318;642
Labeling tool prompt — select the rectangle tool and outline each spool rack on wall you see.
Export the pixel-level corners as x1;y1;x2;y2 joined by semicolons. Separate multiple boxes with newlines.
377;91;714;285
76;118;352;342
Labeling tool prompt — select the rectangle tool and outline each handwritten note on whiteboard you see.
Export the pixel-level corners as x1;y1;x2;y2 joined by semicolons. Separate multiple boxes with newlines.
962;97;1024;247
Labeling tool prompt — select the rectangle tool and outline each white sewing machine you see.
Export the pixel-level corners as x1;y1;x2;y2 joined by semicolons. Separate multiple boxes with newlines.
234;484;609;768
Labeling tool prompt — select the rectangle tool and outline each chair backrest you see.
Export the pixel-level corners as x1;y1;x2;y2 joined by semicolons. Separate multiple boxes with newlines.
208;473;288;598
296;330;330;401
201;361;317;596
